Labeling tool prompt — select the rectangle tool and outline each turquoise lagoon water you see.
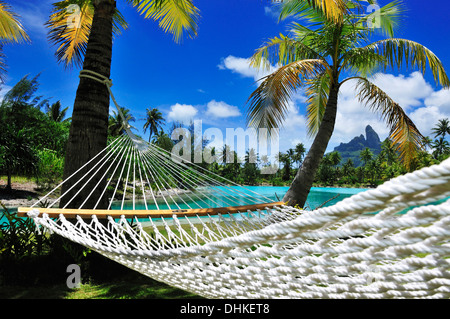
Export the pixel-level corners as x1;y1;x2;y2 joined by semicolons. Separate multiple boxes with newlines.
110;186;369;211
1;186;368;224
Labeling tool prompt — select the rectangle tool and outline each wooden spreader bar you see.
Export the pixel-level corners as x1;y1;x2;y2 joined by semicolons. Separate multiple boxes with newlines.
17;202;284;219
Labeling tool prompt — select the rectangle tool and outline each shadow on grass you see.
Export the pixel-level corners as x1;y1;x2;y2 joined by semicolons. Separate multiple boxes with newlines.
0;273;201;299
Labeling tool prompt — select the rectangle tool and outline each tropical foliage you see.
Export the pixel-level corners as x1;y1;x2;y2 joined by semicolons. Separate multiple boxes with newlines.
246;0;449;207
108;106;136;137
45;0;201;209
46;0;199;68
0;75;70;190
1;0;449;292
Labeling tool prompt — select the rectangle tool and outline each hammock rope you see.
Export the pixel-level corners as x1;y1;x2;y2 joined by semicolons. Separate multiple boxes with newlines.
17;70;450;299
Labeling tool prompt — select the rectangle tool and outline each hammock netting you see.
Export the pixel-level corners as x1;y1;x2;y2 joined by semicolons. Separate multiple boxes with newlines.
18;71;450;299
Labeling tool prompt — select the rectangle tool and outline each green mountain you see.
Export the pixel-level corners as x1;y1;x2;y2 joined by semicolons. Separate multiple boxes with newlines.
333;125;382;167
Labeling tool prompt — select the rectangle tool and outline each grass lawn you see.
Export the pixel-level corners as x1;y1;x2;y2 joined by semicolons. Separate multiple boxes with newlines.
0;272;202;299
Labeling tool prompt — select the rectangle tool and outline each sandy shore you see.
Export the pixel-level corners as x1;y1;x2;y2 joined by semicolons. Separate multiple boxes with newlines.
0;180;41;209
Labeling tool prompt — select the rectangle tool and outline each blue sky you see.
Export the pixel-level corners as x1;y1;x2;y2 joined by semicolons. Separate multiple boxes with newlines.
2;0;450;156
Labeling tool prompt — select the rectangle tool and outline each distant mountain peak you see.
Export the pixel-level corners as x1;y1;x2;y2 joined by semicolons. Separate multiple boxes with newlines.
365;125;381;149
333;125;382;166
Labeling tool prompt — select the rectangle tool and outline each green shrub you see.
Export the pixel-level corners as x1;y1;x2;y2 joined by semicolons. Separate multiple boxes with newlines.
36;148;64;190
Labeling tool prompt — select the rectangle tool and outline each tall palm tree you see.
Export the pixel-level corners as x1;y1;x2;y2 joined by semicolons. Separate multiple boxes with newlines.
431;137;450;160
143;107;165;142
286;148;295;164
431;118;450;139
380;138;397;166
0;1;30;82
293;142;306;168
246;0;449;207
46;0;200;209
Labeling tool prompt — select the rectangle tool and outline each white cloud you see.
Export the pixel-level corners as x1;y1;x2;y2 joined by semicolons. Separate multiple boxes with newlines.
220;54;450;153
274;72;450;153
330;72;450;151
409;105;449;137
277;98;310;152
167;103;198;124
410;88;450;137
14;1;53;38
332;79;391;148
205;100;241;118
264;6;280;19
370;72;434;110
218;55;277;83
424;88;450;109
0;85;12;102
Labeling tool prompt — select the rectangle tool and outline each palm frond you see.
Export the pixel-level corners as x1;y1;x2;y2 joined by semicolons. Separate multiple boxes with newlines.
46;1;93;69
355;77;425;169
0;45;7;83
358;0;405;37
278;0;348;23
0;1;30;43
341;46;387;77
250;33;325;71
46;0;128;69
246;59;327;133
131;0;199;43
305;72;330;137
365;38;450;88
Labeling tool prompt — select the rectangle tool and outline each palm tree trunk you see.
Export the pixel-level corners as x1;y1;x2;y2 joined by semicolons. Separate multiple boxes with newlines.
6;171;12;192
60;0;115;209
282;80;340;208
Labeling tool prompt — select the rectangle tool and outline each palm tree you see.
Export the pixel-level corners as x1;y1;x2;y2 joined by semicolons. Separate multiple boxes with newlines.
380;138;397;166
0;128;37;191
46;0;200;209
431;118;450;139
286;148;295;164
143;107;165;142
329;151;341;167
278;152;292;181
280;0;349;23
431;137;450;160
0;1;30;82
342;158;354;177
221;144;233;164
293;142;306;168
246;0;449;207
46;101;70;123
108;106;135;137
423;136;433;153
0;74;47;108
360;147;373;167
151;129;173;152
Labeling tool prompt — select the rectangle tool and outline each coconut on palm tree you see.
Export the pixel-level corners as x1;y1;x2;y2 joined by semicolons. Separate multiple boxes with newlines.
46;0;200;208
143;107;165;142
246;0;449;208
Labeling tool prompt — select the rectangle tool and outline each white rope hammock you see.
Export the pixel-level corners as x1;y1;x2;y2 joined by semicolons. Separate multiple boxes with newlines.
18;70;450;299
